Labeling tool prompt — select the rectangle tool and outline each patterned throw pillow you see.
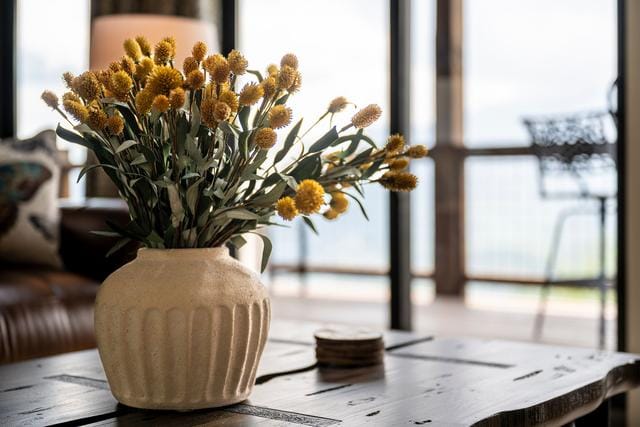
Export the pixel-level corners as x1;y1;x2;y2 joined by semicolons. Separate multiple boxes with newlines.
0;130;62;268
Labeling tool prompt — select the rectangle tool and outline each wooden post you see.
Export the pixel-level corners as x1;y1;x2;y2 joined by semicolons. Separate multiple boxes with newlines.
0;0;15;138
434;0;465;296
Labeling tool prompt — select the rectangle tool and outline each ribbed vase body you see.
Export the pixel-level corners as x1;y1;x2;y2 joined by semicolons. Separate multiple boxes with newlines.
94;248;270;410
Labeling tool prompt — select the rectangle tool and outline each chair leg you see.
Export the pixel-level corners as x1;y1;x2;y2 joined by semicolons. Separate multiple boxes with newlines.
534;210;570;341
597;197;607;349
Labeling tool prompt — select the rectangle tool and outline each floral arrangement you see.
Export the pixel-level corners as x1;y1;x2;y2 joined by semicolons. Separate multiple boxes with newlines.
42;36;427;270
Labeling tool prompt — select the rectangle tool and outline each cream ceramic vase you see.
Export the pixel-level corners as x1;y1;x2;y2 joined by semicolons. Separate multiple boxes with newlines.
94;247;270;410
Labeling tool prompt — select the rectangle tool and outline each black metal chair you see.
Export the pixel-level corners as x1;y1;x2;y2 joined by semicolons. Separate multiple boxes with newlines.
523;111;617;348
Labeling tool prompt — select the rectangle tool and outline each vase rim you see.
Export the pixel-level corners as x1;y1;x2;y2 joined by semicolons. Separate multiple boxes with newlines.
137;246;229;260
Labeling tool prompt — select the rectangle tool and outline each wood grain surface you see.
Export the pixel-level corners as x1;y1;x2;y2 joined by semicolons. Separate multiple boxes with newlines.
0;320;638;426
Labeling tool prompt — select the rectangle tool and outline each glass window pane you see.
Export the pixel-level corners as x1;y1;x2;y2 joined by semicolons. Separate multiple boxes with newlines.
464;0;617;147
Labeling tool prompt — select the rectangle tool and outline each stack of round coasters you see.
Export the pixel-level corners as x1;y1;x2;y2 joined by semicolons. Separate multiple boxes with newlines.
314;327;385;368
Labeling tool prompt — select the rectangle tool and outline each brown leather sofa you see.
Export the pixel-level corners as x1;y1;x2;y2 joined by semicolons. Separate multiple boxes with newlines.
0;199;133;364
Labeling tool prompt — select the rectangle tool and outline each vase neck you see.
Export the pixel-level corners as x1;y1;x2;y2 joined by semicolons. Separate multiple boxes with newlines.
136;247;230;261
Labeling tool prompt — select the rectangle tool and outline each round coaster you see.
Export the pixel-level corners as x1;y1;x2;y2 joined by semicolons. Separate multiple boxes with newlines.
314;327;383;343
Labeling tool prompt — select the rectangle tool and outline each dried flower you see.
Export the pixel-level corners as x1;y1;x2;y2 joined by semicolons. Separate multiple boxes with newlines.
192;41;207;62
280;53;299;70
328;96;349;113
152;95;170;113
106;114;124;135
278;65;296;90
218;89;239;113
123;38;142;61
169;88;186;109
379;171;418;192
186;70;205;90
72;71;101;101
135;89;154;114
389;157;409;170
261;76;277;98
200;96;217;127
239;83;264;106
254;127;277;149
406;144;428;158
269;105;292;129
323;208;339;220
41;90;59;109
276;197;298;220
63;92;82;103
146;66;183;96
386;134;405;154
87;101;108;130
154;40;174;64
204;54;230;83
295;179;325;215
135;57;155;81
351;104;382;129
329;192;349;214
108;61;122;73
289;71;302;93
135;36;151;56
228;50;248;75
63;99;88;122
183;56;198;76
213;101;231;122
120;56;136;75
110;71;133;99
62;72;74;88
267;64;279;77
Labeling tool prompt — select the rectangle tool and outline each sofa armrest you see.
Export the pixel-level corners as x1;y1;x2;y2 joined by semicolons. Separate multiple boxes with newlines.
59;198;137;282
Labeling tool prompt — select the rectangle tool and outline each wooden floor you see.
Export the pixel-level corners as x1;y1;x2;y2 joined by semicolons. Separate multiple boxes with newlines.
271;294;617;351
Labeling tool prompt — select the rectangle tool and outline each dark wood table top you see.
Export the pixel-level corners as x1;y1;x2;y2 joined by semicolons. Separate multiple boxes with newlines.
1;319;639;426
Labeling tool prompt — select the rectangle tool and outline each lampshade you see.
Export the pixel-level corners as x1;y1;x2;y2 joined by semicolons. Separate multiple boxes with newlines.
90;14;218;70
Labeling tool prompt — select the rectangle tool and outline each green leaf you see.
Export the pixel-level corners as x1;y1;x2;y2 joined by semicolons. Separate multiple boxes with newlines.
90;230;121;237
302;216;319;235
274;119;303;164
251;232;272;273
56;124;97;150
238;107;251;131
106;237;132;258
116;139;137;153
343;192;369;220
308;127;339;153
189;104;201;137
229;234;247;249
224;208;260;220
186;179;203;214
247;70;264;82
76;163;118;183
275;94;290;106
250;181;287;207
290;153;322;181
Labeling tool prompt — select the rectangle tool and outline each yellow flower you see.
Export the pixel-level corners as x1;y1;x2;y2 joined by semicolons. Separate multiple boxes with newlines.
186;70;205;90
254;127;277;149
228;49;248;75
389;157;409;170
280;53;299;70
323;208;339;220
351;104;382;129
406;145;428;158
162;36;177;52
106;114;124;135
123;38;142;61
120;56;136;75
239;83;264;106
289;71;302;94
72;71;101;101
277;65;296;90
152;95;170;113
269;105;292;129
276;197;298;221
183;56;198;76
110;71;133;99
267;64;279;77
379;171;418;192
135;89;154;114
63;100;88;122
146;66;183;96
62;92;82;103
385;134;405;154
154;40;174;64
204;54;230;83
295;179;325;215
135;57;155;81
329;192;349;214
169;88;186;109
201;96;217;127
87;101;108;130
218;89;239;113
135;36;151;56
62;72;74;88
108;61;122;73
192;41;207;62
328;96;349;113
41;90;58;109
213;101;232;122
261;76;277;98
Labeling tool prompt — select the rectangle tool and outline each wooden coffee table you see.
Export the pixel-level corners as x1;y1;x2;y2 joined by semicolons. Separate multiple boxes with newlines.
1;319;639;426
